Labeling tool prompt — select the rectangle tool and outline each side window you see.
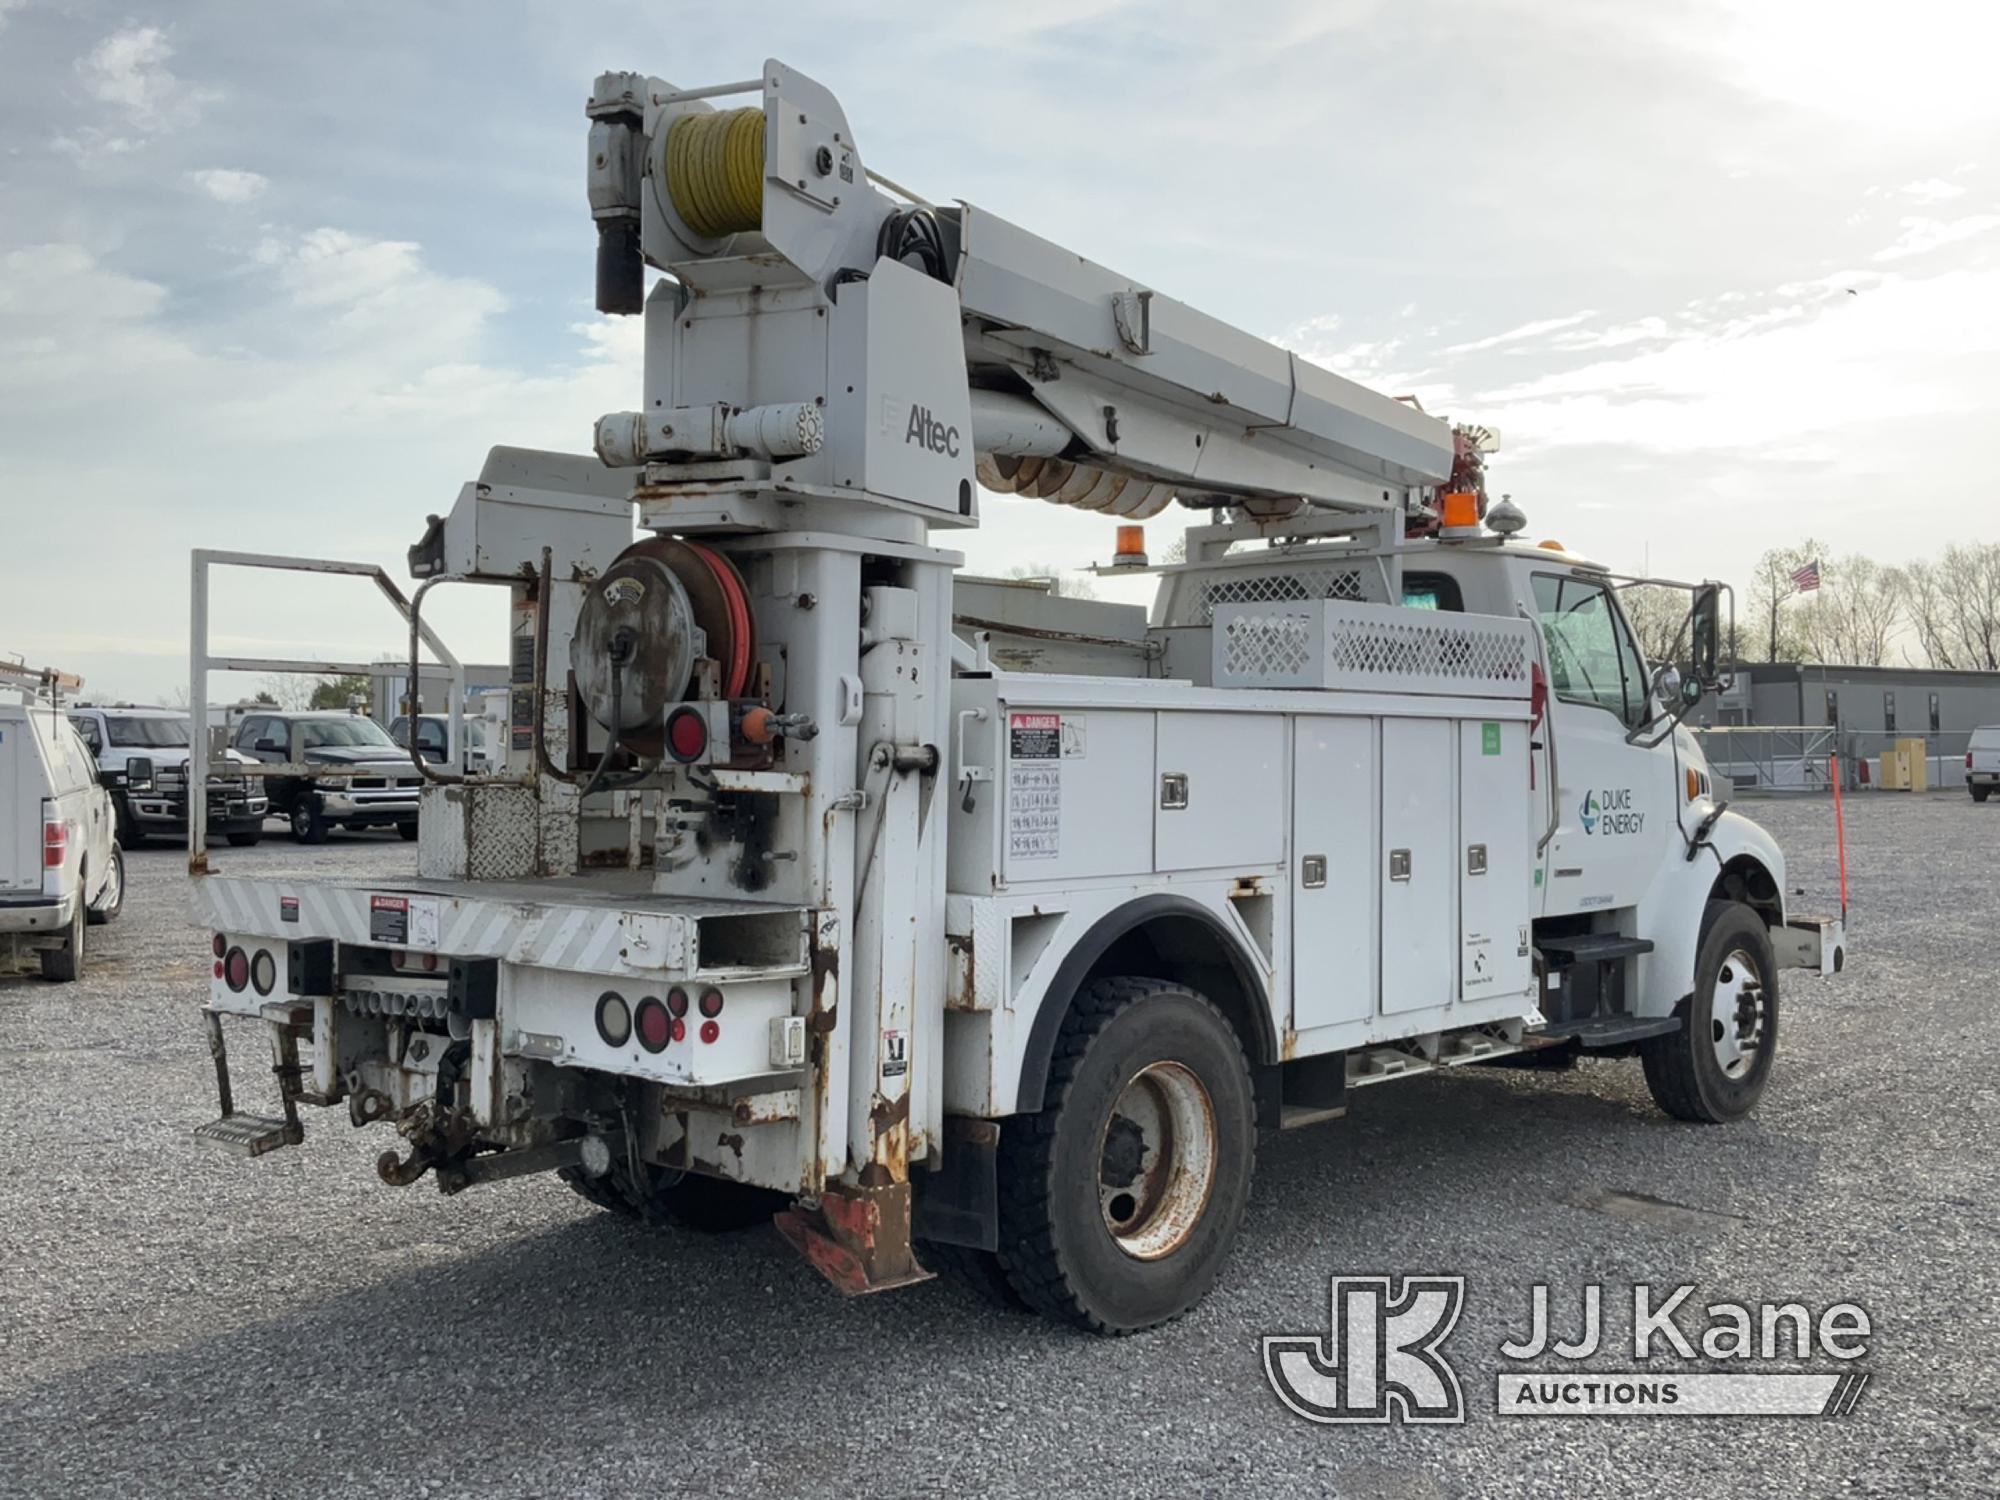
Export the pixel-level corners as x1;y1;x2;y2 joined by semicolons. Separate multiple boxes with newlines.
1531;574;1648;728
237;716;268;749
418;722;446;752
1401;572;1465;613
69;715;102;755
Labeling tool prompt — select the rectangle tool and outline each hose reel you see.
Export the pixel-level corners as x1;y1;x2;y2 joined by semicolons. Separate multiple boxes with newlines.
572;538;756;758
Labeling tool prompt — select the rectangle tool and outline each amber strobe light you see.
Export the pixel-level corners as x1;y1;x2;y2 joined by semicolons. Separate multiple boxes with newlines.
1111;524;1147;569
1439;491;1480;529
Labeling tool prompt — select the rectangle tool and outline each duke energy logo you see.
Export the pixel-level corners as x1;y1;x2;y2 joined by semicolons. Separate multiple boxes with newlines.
1579;788;1645;835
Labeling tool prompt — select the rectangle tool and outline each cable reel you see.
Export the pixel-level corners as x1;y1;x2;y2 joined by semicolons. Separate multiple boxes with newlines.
572;538;756;758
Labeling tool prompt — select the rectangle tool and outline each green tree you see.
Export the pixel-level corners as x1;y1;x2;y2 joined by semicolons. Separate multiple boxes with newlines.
308;674;370;711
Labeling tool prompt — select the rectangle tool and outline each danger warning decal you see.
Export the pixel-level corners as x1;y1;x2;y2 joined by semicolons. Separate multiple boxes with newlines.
1007;712;1061;860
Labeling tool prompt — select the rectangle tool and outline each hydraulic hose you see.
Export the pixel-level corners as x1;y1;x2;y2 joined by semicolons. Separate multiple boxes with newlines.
665;108;764;237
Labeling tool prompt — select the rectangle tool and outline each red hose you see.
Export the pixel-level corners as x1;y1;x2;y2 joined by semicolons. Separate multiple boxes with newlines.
684;541;753;698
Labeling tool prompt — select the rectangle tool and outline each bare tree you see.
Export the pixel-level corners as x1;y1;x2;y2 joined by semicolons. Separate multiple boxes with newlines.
1902;557;1959;667
1616;583;1691;668
1792;555;1901;667
1746;540;1829;662
1892;543;1999;669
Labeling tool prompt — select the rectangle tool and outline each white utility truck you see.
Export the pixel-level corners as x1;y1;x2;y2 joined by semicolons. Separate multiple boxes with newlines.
3;664;129;980
187;62;1846;1333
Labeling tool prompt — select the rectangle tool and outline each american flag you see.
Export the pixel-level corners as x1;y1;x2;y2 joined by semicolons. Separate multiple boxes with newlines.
1791;560;1822;593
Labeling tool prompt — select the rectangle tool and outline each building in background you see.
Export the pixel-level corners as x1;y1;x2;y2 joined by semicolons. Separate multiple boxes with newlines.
1690;663;2000;792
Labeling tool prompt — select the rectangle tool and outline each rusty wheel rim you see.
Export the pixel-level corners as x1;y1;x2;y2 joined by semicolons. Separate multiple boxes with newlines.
1098;1061;1217;1261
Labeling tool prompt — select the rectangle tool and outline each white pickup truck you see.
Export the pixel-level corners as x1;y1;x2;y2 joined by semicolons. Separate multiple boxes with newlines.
1;669;129;980
1968;725;2000;802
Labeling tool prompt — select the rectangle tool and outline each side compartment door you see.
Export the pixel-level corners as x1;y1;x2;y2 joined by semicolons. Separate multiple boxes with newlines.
1459;718;1534;1005
1290;715;1376;1030
1380;717;1454;1015
1154;711;1283;872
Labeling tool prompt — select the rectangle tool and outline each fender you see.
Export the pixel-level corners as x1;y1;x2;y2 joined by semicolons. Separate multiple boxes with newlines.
1635;808;1786;1016
1012;894;1276;1115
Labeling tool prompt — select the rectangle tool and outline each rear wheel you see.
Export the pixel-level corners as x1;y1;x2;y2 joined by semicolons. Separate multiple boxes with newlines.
995;976;1255;1334
1642;900;1777;1123
40;896;85;982
86;846;124;925
1974;785;1991;803
560;1161;785;1232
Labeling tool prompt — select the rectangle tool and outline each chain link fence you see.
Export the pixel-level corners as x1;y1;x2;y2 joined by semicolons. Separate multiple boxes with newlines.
1693;726;1974;793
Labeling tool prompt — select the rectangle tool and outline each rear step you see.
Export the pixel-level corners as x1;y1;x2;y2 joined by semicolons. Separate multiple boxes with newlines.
193;1113;303;1156
1535;1014;1681;1047
195;1003;310;1156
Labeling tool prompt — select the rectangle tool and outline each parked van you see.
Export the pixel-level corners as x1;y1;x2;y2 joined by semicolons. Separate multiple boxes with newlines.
1;668;130;980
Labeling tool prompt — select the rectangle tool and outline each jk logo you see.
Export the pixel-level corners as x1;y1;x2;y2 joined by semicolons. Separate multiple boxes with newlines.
1263;1276;1467;1425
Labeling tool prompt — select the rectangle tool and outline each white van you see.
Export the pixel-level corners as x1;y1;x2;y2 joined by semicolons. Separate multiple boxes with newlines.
1;672;129;980
1969;725;2000;803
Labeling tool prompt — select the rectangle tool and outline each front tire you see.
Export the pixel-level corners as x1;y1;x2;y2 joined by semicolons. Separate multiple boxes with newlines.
1641;900;1777;1123
396;820;420;842
995;976;1255;1334
226;830;263;847
289;798;328;845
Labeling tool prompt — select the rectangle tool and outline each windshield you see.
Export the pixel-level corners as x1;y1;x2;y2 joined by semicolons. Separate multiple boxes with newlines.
107;716;191;748
298;717;397;750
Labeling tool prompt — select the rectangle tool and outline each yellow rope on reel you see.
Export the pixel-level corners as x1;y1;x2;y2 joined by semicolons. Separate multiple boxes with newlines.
665;108;764;238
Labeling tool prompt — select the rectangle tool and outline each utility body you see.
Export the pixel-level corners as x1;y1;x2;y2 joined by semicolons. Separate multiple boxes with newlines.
187;62;1846;1331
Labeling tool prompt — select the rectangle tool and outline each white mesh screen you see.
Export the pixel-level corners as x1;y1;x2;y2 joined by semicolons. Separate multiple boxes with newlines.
1213;600;1535;697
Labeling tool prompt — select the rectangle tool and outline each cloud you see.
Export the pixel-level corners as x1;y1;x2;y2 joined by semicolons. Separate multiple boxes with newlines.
0;0;26;33
1873;213;2000;262
186;168;268;204
1442;312;1597;356
76;25;212;131
1899;178;1967;204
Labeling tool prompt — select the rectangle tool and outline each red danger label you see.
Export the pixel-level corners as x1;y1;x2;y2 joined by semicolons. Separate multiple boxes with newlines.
1009;712;1060;759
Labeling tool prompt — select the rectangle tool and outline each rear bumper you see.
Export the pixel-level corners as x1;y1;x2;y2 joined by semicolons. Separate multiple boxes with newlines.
0;891;74;935
1771;914;1846;977
1968;771;1999;788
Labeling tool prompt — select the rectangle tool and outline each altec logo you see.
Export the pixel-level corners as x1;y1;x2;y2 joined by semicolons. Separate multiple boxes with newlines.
904;403;960;458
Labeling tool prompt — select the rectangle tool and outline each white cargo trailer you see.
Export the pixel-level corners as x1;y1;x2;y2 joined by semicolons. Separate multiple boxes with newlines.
187;61;1846;1333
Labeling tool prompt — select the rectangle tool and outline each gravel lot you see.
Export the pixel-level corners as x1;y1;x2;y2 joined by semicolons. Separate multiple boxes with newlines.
2;797;1994;1498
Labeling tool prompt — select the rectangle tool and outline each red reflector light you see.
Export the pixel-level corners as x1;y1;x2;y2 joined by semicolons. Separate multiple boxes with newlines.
42;820;67;869
666;986;689;1017
422;952;439;973
670;1017;687;1044
212;933;227;958
223;947;250;993
698;987;724;1018
213;960;224;979
665;706;709;764
699;1019;720;1045
634;997;671;1052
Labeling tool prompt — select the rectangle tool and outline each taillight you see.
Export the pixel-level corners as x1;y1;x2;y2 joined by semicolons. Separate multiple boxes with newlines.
698;986;724;1019
212;933;227;958
223;947;250;992
634;996;671;1053
666;986;689;1017
699;1019;720;1045
42;819;68;869
1969;753;1975;768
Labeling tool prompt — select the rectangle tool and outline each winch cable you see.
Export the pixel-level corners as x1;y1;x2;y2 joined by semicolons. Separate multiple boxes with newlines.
577;627;653;802
665;108;764;237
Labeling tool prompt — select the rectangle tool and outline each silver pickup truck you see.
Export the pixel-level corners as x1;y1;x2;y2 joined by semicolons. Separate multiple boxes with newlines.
231;710;420;843
1969;725;2000;803
67;705;268;848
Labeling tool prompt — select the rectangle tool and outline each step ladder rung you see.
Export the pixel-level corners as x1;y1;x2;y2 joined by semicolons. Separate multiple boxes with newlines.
193;1113;302;1157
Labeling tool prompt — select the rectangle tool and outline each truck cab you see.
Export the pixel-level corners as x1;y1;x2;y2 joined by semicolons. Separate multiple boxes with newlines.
67;704;268;849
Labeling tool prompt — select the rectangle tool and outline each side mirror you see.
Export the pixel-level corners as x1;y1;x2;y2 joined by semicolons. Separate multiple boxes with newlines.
1652;663;1682;708
1691;585;1722;687
125;756;155;793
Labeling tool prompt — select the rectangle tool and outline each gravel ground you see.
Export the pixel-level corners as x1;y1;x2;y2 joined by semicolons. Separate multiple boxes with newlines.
1;798;1994;1498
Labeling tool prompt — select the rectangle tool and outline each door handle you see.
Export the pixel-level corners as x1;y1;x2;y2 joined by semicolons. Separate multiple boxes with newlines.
1300;854;1327;888
1389;848;1412;881
1159;772;1188;810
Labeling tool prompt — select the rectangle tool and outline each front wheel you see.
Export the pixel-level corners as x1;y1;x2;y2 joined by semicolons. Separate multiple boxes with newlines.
396;820;420;841
226;830;263;847
995;977;1255;1334
1641;900;1777;1123
289;799;328;845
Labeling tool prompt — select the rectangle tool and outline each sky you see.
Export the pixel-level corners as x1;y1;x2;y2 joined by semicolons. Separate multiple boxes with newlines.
1;0;1997;703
